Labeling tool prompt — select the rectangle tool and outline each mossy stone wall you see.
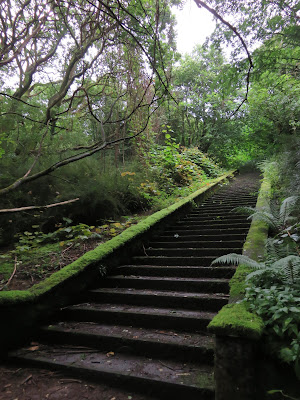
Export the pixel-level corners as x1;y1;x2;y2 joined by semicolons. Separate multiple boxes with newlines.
208;174;271;400
0;171;235;356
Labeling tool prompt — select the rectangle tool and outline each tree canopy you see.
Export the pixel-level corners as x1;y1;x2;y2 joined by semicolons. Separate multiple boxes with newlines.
0;0;299;222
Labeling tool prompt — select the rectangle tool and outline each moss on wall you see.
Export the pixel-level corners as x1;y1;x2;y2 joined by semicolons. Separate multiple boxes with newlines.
229;264;253;300
208;173;272;339
207;303;264;339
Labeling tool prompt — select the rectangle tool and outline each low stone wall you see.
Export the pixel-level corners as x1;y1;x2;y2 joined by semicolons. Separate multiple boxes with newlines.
208;175;271;400
0;171;235;356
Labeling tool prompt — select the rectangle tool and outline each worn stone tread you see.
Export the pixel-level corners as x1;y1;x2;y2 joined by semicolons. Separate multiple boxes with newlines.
65;302;217;321
10;345;214;399
38;322;215;362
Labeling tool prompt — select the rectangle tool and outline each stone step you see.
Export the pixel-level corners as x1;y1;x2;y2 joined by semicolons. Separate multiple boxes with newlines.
131;256;217;266
102;275;229;293
168;222;250;230
187;210;247;218
152;234;247;241
147;240;244;248
162;227;249;235
38;322;214;363
210;194;255;199
180;216;248;222
61;303;217;332
117;265;235;279
87;288;229;312
144;248;242;257
193;203;256;212
10;344;214;399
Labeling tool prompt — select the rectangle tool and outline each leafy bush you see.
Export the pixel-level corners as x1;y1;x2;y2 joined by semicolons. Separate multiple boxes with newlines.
213;195;300;377
146;137;222;194
245;284;300;378
181;146;224;178
14;218;101;252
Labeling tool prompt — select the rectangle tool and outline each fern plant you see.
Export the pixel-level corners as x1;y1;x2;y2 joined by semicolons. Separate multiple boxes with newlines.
234;196;299;233
212;246;300;286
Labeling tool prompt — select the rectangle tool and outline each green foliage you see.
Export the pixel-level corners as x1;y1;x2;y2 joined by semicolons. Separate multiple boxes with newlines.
213;247;300;286
181;147;223;177
0;214;147;289
245;285;300;378
213;189;300;375
235;196;299;234
145;136;224;194
15;220;101;252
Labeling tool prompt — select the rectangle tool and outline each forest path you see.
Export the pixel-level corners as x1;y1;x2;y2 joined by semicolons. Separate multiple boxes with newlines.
7;172;260;400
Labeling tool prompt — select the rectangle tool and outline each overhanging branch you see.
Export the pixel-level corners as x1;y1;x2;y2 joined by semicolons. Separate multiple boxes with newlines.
194;0;254;116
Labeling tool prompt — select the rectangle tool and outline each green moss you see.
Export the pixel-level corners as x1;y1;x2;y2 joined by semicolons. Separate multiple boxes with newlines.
207;303;264;339
0;261;14;280
0;171;235;307
243;176;270;262
0;290;34;304
229;264;253;299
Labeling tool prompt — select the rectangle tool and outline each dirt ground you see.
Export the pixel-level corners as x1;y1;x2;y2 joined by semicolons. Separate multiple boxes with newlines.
0;364;158;400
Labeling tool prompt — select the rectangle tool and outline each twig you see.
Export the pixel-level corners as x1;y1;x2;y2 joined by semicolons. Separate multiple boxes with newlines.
142;243;149;256
61;243;74;254
59;378;82;383
0;256;17;291
21;374;32;385
0;198;79;214
158;360;180;371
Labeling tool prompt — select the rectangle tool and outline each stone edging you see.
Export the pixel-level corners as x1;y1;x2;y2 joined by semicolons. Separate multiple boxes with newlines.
207;174;271;339
207;173;272;400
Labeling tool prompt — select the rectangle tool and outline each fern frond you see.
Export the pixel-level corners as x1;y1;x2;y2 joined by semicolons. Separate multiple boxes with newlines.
246;267;273;281
212;253;263;269
272;255;300;284
279;196;298;225
265;239;291;264
250;211;279;231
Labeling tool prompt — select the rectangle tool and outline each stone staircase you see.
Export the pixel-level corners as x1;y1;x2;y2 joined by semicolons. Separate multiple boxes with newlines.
10;173;260;399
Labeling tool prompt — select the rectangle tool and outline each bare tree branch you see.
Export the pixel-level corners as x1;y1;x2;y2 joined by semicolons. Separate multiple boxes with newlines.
0;198;80;214
0;92;40;108
0;118;153;196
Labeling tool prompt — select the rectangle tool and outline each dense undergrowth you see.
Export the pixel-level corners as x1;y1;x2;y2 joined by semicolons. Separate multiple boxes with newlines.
214;157;300;380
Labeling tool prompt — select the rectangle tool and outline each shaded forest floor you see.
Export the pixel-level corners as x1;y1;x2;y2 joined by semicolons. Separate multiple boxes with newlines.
0;213;151;291
0;364;157;400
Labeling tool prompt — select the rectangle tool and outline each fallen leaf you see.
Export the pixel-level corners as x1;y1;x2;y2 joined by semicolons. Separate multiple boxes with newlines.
27;345;39;351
